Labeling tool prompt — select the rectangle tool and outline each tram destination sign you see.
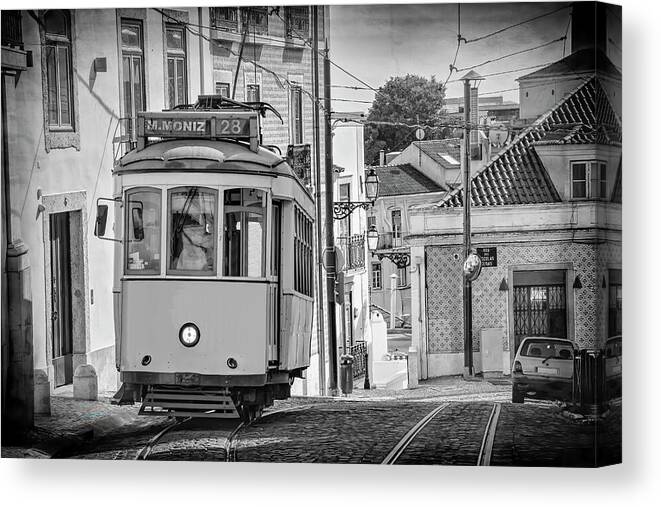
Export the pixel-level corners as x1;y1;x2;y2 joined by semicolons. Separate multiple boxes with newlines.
141;113;253;139
476;247;497;267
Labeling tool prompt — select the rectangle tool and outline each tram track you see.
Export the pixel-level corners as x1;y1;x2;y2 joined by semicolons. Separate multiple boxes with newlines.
135;404;314;462
381;402;503;466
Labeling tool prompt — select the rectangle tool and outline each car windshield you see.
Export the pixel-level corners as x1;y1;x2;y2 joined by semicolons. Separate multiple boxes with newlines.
521;339;574;360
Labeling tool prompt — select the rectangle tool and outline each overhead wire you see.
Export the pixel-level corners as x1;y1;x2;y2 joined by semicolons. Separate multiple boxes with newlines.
454;36;567;73
463;4;571;44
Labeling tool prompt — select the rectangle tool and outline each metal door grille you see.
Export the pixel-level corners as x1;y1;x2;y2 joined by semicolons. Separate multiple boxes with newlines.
513;284;566;351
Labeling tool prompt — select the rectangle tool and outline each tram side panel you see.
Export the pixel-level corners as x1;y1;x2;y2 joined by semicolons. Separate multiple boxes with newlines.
277;201;314;373
120;280;268;377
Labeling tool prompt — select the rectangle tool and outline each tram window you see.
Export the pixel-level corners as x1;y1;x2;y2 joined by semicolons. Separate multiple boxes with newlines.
294;206;313;297
224;188;266;277
168;187;217;274
126;188;161;274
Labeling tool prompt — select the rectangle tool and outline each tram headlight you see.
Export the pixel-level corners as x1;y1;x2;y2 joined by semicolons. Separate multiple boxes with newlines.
179;323;200;347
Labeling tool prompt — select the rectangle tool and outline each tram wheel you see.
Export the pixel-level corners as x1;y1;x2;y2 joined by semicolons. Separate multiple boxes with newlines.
237;404;264;423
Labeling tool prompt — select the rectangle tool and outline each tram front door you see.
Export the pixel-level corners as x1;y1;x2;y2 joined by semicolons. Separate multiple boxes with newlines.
50;212;74;387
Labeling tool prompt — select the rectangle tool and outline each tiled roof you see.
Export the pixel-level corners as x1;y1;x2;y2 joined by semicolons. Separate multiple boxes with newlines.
413;139;462;170
370;163;445;197
518;48;622;81
439;77;621;208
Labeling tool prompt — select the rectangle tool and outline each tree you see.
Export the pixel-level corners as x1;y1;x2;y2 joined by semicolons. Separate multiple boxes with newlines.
364;74;448;165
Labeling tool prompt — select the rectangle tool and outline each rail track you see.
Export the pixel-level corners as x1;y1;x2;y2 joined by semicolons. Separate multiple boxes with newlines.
381;402;503;465
135;405;313;462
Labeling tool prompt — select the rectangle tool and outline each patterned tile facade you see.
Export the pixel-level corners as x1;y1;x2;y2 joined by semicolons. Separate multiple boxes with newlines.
425;240;622;354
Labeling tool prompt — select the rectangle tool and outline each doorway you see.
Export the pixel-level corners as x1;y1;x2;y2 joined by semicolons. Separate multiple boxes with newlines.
49;212;74;386
512;270;567;353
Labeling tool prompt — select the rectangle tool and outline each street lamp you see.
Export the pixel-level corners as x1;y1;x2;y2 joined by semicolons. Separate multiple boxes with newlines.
460;70;484;378
366;224;411;268
333;167;380;220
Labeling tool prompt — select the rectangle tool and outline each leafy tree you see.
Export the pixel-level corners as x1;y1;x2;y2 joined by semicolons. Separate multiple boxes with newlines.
364;74;448;165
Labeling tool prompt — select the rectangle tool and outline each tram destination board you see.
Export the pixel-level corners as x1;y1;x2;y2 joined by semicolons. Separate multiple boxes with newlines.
140;112;253;139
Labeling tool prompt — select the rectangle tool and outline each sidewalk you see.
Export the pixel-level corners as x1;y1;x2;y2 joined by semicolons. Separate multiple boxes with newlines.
1;388;166;459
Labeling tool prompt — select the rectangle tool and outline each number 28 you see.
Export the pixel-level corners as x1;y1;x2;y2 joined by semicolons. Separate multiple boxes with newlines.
219;119;243;135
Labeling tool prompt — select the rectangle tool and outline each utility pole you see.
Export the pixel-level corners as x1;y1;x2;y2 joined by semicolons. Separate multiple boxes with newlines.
462;75;473;378
311;6;327;396
323;37;339;395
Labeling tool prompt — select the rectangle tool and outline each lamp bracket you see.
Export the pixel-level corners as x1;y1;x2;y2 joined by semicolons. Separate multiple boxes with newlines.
333;201;372;220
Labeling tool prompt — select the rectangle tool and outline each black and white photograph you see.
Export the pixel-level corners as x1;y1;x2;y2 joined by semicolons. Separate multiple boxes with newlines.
0;0;630;476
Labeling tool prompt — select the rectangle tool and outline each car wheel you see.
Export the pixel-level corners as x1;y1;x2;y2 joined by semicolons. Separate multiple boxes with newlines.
512;388;524;404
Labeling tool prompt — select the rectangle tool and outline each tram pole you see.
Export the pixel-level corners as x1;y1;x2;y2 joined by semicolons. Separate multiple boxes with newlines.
323;38;339;396
462;76;473;378
311;6;327;396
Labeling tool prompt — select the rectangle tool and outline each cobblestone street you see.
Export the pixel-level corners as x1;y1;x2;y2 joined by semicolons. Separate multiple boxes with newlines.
2;377;621;466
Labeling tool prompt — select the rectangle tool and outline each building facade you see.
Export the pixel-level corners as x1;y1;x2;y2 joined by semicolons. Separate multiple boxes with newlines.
408;70;621;378
1;7;329;421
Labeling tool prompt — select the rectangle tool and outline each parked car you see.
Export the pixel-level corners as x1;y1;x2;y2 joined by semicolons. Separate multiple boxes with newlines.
512;337;578;404
604;335;622;399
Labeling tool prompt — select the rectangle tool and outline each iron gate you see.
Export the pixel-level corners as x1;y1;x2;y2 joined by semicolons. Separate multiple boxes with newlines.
513;284;566;352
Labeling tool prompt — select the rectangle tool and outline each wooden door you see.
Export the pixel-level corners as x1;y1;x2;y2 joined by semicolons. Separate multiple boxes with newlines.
50;212;74;386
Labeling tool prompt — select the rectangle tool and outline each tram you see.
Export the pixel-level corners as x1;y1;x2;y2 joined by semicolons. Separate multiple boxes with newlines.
95;96;315;421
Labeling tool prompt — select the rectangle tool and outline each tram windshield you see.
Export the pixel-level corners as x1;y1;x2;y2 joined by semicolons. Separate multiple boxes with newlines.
224;188;266;277
168;186;217;274
126;188;161;274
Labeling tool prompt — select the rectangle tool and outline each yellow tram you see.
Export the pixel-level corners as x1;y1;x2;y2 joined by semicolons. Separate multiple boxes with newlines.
95;97;314;420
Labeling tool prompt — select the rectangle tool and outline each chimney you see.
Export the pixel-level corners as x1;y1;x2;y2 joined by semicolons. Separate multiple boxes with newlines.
571;2;607;54
379;149;385;166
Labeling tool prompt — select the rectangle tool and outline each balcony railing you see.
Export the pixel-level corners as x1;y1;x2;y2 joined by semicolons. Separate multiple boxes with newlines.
374;231;404;250
350;341;367;379
2;11;23;49
210;7;239;33
337;234;366;271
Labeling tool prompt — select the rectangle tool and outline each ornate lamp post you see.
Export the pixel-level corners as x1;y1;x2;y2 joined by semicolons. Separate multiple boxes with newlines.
366;224;411;268
333;167;379;220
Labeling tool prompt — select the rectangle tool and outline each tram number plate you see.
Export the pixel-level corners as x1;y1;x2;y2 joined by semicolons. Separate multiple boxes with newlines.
215;117;250;137
175;373;201;386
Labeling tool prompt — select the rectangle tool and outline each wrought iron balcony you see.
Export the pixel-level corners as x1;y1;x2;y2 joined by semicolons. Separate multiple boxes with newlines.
2;11;23;49
210;7;239;33
336;234;366;271
373;231;404;250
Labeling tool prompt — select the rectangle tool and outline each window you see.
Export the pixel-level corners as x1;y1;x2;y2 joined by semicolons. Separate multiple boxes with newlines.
391;209;402;246
215;82;230;97
338;183;351;239
371;262;382;290
608;269;622;337
224;188;266;277
241;7;268;35
44;10;74;129
397;266;407;287
210;7;238;32
168;187;217;274
246;83;260;103
125;188;161;274
165;24;187;109
571;161;608;199
294;206;313;297
120;19;145;142
290;85;303;144
285;6;309;38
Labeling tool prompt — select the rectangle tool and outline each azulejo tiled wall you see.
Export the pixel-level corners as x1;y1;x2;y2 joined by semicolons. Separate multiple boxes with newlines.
425;240;622;354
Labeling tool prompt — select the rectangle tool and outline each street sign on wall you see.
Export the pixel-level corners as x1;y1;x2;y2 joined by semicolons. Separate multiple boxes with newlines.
477;247;497;267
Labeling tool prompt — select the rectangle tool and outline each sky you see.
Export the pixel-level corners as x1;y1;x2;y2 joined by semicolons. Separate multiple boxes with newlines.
328;1;619;113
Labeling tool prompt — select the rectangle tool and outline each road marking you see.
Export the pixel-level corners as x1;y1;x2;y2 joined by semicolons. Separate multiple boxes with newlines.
477;403;501;466
381;403;450;465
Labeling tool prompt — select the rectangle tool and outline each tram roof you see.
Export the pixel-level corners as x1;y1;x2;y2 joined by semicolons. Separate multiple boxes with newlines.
116;138;289;174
